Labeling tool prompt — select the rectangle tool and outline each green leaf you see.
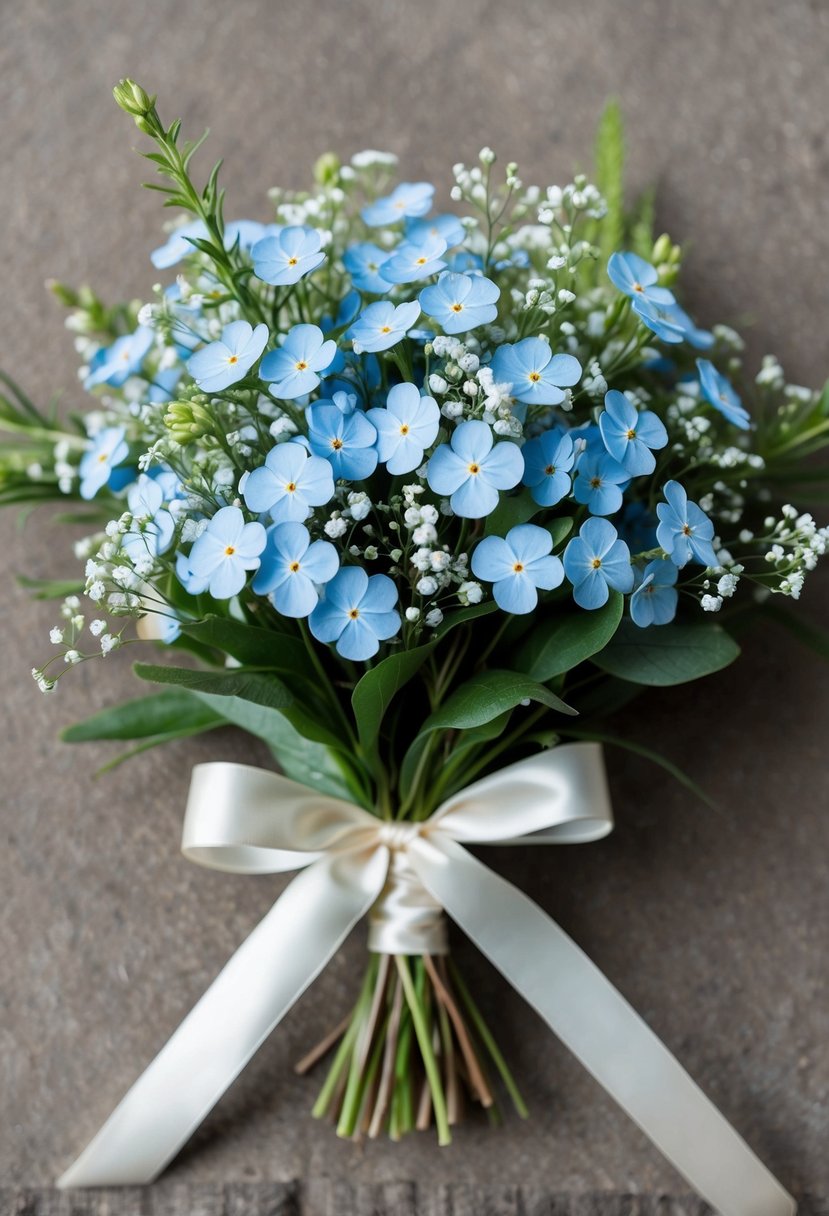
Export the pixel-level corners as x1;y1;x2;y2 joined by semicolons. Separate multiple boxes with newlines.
591;620;740;686
134;661;294;709
62;689;222;742
400;670;575;791
484;488;540;536
180;616;313;682
424;670;576;731
515;593;623;680
432;599;498;638
189;690;365;804
18;575;85;600
352;642;436;750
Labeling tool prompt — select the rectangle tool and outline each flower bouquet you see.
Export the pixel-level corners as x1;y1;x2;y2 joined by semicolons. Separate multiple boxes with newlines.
4;80;827;1213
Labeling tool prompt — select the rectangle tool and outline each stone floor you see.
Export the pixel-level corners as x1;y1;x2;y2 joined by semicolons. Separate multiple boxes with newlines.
1;0;828;1210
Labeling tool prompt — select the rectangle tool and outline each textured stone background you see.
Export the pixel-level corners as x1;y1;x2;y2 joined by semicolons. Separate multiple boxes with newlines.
1;0;828;1210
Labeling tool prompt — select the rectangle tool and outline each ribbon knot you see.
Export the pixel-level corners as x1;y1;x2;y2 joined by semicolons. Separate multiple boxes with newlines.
376;820;422;851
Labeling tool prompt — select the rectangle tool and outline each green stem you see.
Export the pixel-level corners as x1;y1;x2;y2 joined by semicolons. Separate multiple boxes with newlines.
448;960;529;1118
395;955;451;1145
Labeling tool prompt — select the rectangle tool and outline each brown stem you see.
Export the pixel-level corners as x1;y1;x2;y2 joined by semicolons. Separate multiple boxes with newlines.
425;954;494;1107
294;1015;351;1076
368;974;403;1139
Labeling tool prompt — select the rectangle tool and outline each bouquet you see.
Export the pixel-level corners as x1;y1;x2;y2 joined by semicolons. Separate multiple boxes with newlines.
4;80;826;1213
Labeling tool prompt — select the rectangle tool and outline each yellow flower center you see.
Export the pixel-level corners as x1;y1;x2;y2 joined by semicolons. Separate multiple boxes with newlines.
451;302;463;312
513;562;524;573
287;256;298;266
591;557;602;569
468;462;480;475
590;476;602;488
97;453;108;463
416;256;427;265
528;371;541;382
331;438;344;450
400;424;410;435
228;355;239;364
285;482;297;492
348;607;360;618
626;428;636;439
633;282;644;293
225;545;236;556
682;523;693;536
380;325;392;333
544;464;556;475
289;561;300;572
295;360;308;371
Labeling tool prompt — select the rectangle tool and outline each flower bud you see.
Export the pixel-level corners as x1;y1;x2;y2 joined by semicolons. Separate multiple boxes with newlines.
113;78;156;118
164;400;214;444
313;152;341;186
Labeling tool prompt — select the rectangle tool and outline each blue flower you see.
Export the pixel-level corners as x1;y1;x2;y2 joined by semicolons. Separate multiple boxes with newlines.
419;271;500;335
306;402;378;480
521;427;575;507
310;567;401;660
252;226;325;286
367;382;440;474
348;301;421;353
573;450;629;515
252;521;339;617
379;234;447;284
471;524;564;614
696;359;750;430
187;321;269;393
150;220;206;269
563;517;634;609
187;505;267;599
406;213;465;248
242;442;335;523
490;338;581;406
630;559;678;627
121;474;175;561
632;298;714;349
343;243;392;293
656;480;717;569
85;327;154;389
607;252;675;305
79;427;129;500
259;324;337;398
362;182;434;227
175;550;210;595
150;219;279;269
426;420;523;518
598;389;668;476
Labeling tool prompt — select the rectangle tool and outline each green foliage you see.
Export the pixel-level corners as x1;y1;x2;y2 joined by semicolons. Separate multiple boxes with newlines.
594;100;625;265
591;621;740;685
515;592;623;680
351;641;437;751
61;689;221;741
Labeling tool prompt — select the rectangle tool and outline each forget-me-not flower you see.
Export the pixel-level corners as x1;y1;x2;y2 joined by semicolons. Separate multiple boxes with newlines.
379;234;447;284
406;213;465;248
310;567;401;660
573;450;629;516
521;427;575;507
427;420;523;518
362;182;434;227
656;480;718;568
348;301;421;353
252;226;325;286
85;327;154;389
563;517;634;609
419;271;500;335
491;337;581;406
343;243;392;294
630;559;679;627
259;324;337;398
697;359;750;430
632;298;714;349
243;442;335;523
187;505;267;599
79;427;130;500
367;382;440;474
607;252;675;305
175;550;210;595
598;389;668;476
306;401;378;481
252;521;339;617
187;321;269;393
121;474;175;562
472;524;564;614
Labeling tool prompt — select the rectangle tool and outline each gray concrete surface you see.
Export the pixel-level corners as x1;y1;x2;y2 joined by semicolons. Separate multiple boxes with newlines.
1;0;828;1207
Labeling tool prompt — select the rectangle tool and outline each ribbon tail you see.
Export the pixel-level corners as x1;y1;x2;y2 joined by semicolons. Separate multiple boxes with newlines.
58;846;388;1188
410;836;796;1216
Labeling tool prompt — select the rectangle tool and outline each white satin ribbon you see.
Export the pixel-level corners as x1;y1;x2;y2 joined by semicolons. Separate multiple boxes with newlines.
57;743;795;1216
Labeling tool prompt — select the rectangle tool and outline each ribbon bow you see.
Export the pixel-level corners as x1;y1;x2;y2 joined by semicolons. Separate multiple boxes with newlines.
58;743;794;1216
